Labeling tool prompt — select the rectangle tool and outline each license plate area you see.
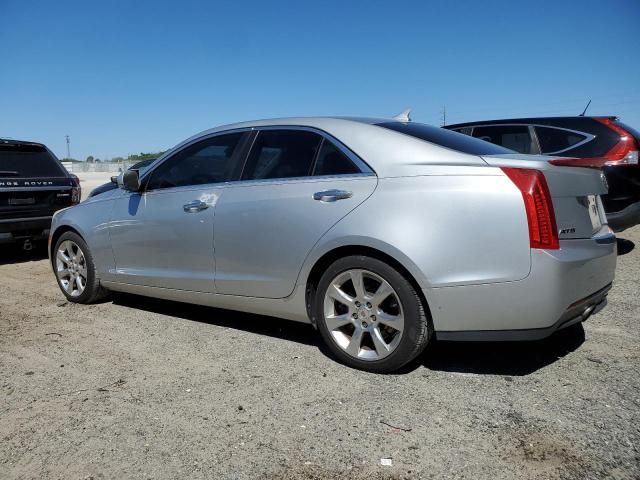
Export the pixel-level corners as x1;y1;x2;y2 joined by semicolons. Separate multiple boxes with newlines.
587;195;602;231
8;197;35;205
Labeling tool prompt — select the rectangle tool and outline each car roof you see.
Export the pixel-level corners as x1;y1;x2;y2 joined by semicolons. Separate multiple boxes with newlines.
191;116;391;136
0;138;46;147
445;116;618;129
156;116;490;178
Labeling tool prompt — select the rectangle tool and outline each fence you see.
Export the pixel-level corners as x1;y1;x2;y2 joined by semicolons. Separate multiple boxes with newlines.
61;161;134;173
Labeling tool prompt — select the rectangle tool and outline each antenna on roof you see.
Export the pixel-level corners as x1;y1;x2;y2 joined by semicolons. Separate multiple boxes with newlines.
579;99;592;117
393;109;412;122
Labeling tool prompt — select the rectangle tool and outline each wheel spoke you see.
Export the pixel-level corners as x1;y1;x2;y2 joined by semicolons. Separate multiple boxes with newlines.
57;268;71;278
57;249;70;264
371;326;390;357
327;283;355;307
63;279;73;293
75;276;84;292
377;311;404;332
79;264;87;278
325;313;352;331
345;328;363;357
349;270;366;300
371;280;393;308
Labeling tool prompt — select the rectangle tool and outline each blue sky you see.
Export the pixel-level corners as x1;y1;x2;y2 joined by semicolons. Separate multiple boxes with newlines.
1;0;639;160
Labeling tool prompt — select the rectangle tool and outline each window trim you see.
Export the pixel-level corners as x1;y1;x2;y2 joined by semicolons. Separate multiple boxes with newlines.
235;125;374;185
458;123;594;155
140;129;253;192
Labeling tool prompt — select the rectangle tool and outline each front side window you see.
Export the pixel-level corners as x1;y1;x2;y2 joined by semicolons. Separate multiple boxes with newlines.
242;130;322;180
377;122;513;155
146;132;243;190
472;125;534;154
313;140;360;176
535;126;587;154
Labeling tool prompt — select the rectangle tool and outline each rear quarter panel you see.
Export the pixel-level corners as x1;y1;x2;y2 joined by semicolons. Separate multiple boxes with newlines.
303;169;531;289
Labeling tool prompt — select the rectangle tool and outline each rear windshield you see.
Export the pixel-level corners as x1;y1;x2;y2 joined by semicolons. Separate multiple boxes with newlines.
0;144;66;178
376;122;514;155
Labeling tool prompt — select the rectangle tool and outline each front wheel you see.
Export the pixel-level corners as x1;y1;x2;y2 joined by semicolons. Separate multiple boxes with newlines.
53;231;108;303
314;255;432;373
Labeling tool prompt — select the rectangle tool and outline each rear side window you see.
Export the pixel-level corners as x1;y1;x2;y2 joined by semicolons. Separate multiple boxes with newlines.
313;140;360;176
377;122;513;155
147;132;243;190
535;126;587;154
0;144;65;178
472;125;534;154
242;130;322;180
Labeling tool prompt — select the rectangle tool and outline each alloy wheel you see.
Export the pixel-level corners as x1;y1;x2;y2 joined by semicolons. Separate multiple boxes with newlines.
56;240;87;297
323;269;404;361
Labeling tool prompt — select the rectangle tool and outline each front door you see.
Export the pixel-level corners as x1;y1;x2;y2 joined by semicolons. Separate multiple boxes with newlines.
108;131;247;292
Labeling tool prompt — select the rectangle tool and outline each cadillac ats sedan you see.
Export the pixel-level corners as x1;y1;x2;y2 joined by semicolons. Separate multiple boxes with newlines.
49;117;617;372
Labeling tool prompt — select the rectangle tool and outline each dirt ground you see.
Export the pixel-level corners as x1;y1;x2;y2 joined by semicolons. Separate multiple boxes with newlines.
1;227;639;479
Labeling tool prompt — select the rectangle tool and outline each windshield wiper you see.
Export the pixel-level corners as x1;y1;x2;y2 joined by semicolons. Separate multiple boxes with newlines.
0;170;20;176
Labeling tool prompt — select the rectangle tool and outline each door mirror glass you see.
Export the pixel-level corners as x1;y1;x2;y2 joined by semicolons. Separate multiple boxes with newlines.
121;169;141;191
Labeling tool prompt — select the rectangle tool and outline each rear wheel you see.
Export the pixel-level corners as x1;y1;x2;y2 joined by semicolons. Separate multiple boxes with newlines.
314;255;432;373
54;231;108;303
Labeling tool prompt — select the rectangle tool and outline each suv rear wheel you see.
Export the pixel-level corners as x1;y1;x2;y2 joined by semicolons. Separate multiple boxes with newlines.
314;255;432;373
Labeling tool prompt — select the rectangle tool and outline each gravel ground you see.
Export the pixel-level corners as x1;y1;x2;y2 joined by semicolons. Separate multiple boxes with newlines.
1;227;638;479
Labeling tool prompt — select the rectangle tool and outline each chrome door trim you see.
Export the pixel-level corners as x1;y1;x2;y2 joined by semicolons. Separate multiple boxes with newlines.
313;189;353;202
183;200;209;212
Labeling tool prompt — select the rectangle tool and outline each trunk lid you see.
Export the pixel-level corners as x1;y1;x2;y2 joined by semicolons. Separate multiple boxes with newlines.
482;154;609;240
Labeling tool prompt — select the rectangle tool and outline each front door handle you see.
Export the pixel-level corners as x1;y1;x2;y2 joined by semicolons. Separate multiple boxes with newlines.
183;200;209;213
313;189;353;202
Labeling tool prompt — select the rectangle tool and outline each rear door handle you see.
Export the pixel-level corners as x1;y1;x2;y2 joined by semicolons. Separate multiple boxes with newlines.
183;200;209;213
313;189;353;202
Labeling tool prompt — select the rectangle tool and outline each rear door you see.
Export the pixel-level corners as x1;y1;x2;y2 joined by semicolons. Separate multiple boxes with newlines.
213;128;377;298
0;143;74;221
108;131;248;292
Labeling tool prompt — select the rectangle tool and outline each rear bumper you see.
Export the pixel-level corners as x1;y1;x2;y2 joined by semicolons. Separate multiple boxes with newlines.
427;232;617;340
0;216;52;243
606;201;640;232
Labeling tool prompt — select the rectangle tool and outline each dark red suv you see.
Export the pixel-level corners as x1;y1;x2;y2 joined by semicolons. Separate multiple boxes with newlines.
444;116;640;232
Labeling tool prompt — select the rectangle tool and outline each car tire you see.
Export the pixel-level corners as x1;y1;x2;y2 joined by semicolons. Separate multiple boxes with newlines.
53;231;109;304
314;255;432;373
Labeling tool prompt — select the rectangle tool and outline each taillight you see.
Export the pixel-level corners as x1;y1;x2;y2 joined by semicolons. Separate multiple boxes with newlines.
593;117;639;166
501;167;559;250
70;174;81;204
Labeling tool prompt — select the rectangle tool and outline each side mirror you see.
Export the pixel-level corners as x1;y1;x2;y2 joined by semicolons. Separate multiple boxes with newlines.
121;169;141;191
110;176;118;185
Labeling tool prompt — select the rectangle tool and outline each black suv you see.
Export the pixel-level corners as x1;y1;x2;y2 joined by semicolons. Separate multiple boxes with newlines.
0;139;80;249
444;117;640;232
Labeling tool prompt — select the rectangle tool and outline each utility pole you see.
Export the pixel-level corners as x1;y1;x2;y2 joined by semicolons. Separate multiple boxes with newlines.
441;106;446;126
65;135;71;160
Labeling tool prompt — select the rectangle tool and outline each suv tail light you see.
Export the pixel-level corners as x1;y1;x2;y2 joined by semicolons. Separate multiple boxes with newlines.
501;167;559;250
594;117;639;166
549;119;639;168
70;174;81;204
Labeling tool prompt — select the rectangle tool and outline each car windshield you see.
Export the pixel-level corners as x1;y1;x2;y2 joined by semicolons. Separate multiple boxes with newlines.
376;122;514;155
0;143;66;177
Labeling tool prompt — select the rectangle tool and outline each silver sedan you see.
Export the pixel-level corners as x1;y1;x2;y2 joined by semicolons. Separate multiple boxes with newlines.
49;117;617;372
